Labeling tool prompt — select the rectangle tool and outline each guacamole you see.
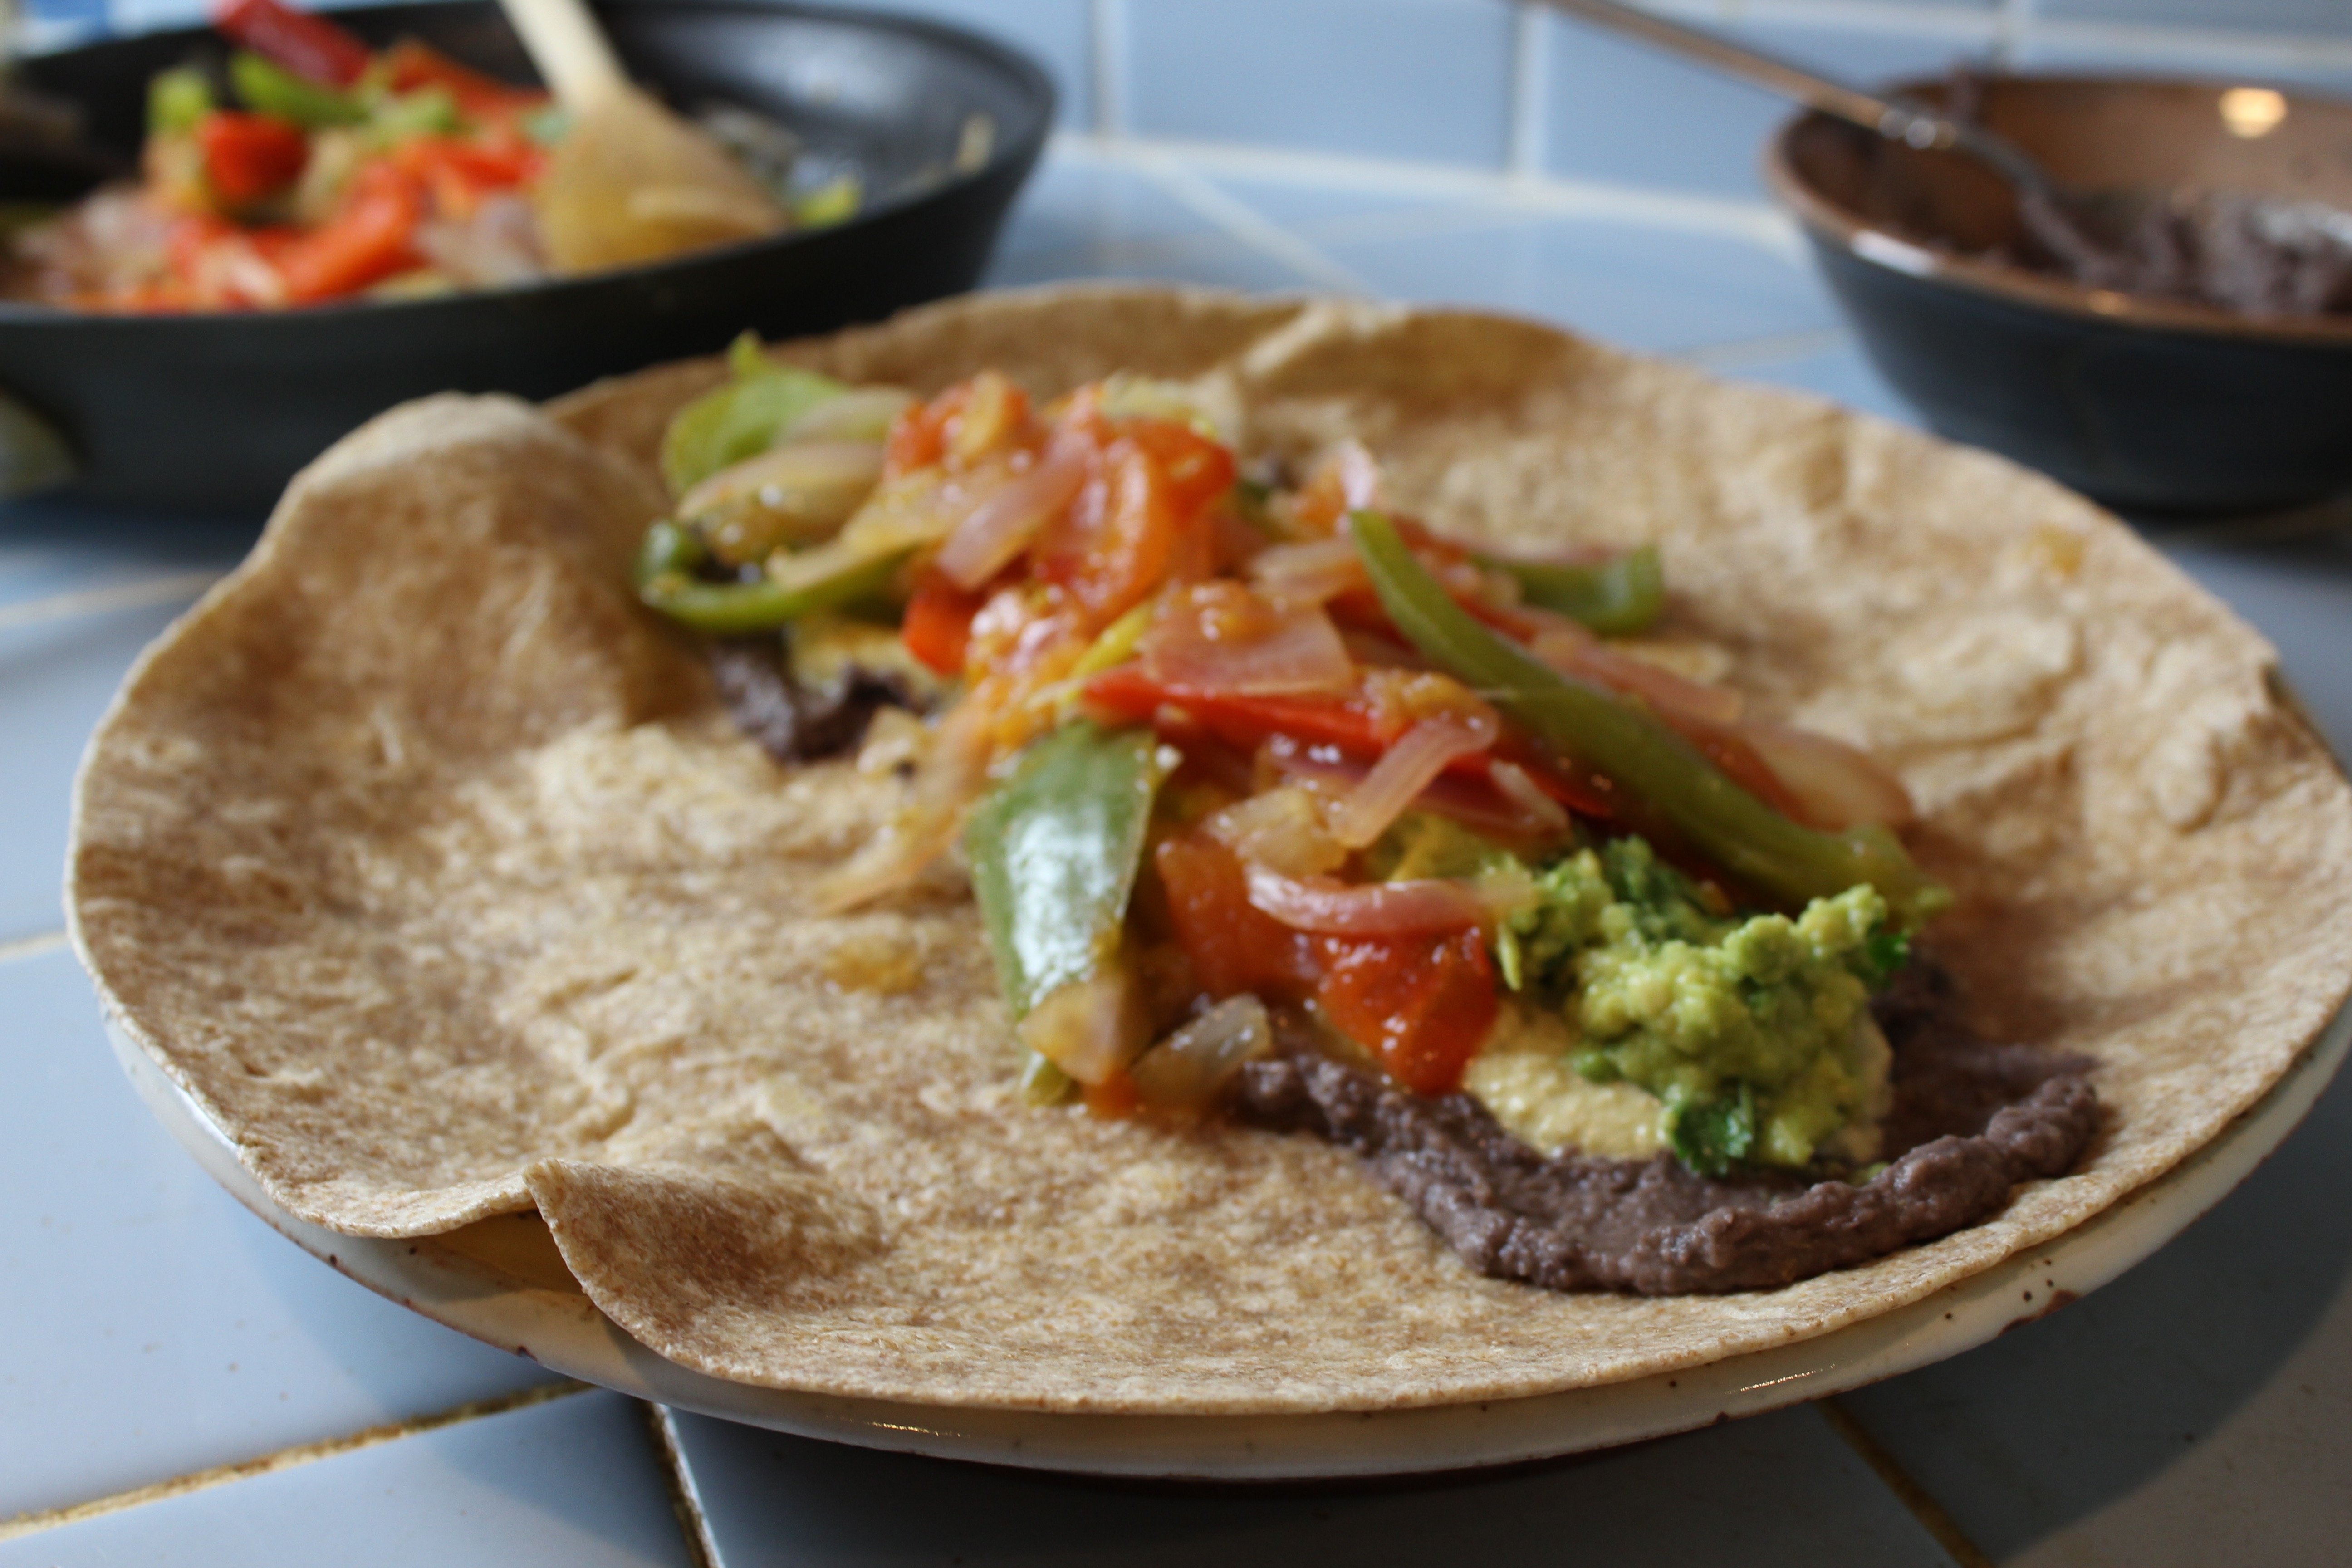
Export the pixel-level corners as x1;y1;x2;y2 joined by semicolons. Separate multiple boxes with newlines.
1490;838;1896;1176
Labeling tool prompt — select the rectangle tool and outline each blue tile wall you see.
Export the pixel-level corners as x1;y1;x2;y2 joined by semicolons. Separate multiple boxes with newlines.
1122;0;1518;166
1301;206;1839;351
1540;13;1985;201
24;0;108;30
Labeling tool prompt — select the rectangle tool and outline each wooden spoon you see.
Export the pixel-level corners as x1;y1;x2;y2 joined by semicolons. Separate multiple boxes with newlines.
498;0;789;274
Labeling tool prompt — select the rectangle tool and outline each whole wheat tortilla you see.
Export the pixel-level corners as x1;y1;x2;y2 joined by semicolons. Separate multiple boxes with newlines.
69;285;2352;1414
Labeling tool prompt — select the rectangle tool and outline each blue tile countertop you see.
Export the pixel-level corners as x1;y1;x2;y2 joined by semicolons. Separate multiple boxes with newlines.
7;2;2352;1564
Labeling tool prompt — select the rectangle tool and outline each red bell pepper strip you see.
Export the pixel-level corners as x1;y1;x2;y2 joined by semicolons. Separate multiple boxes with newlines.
380;39;544;118
388;133;543;220
214;0;372;87
274;163;424;302
1080;664;1618;822
196;111;309;206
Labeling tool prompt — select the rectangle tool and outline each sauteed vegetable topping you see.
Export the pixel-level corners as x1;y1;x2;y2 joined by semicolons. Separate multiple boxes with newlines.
6;0;857;310
634;346;1949;1178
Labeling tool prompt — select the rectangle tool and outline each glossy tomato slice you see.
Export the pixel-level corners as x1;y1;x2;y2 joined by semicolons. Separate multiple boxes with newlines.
1315;926;1497;1096
1153;832;1319;1004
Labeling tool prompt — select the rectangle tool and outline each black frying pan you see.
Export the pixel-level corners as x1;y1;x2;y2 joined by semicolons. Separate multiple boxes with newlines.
0;0;1053;514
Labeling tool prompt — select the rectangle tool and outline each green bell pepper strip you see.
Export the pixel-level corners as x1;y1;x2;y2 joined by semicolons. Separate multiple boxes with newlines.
965;720;1165;1022
1351;511;1947;928
1479;543;1665;636
367;85;462;141
230;50;368;127
149;66;216;137
632;519;907;636
658;333;848;495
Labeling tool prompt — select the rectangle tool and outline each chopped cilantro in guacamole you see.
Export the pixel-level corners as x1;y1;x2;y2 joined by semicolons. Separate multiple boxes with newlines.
1494;837;1896;1177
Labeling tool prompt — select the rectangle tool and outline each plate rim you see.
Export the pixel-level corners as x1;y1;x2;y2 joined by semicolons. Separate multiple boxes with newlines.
100;999;2352;1481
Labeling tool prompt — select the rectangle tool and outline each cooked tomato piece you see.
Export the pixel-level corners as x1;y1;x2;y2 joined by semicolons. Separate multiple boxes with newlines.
1153;832;1319;1004
884;387;957;477
1034;416;1230;622
900;568;989;676
1082;1069;1142;1119
1032;442;1164;620
197;112;309;206
1315;926;1497;1096
885;373;1034;479
1119;418;1235;517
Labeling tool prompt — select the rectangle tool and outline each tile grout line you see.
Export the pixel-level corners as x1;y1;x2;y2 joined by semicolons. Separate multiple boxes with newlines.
1088;0;1127;139
1122;147;1378;294
0;1380;592;1542
643;1405;723;1568
1051;131;1803;258
1508;2;1550;181
1816;1396;1996;1568
1639;0;2000;43
0;569;225;634
0;930;69;967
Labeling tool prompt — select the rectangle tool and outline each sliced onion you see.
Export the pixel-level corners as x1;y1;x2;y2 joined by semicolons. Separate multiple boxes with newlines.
1486;759;1571;837
1204;785;1345;877
1018;961;1148;1086
678;440;889;562
1743;722;1916;830
1331;440;1380;510
1338;628;1426;670
838;469;1000;558
1131;994;1274;1109
1249;537;1368;606
814;700;994;912
1330;719;1493;850
934;439;1090;589
1244;866;1488;935
1268;749;1561;843
1471;862;1542;923
783;387;918;444
1142;591;1356;696
1527;617;1744;727
414;195;544;286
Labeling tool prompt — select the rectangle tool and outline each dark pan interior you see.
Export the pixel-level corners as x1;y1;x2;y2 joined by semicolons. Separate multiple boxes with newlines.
21;1;1048;217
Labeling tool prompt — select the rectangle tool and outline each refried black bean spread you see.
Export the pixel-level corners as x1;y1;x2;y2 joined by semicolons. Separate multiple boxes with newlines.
1231;963;2099;1295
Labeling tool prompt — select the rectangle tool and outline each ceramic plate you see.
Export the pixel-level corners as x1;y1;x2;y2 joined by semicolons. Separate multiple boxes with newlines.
103;999;2351;1481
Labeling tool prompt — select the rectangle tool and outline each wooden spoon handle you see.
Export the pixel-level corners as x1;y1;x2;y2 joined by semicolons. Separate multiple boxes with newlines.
497;0;628;107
